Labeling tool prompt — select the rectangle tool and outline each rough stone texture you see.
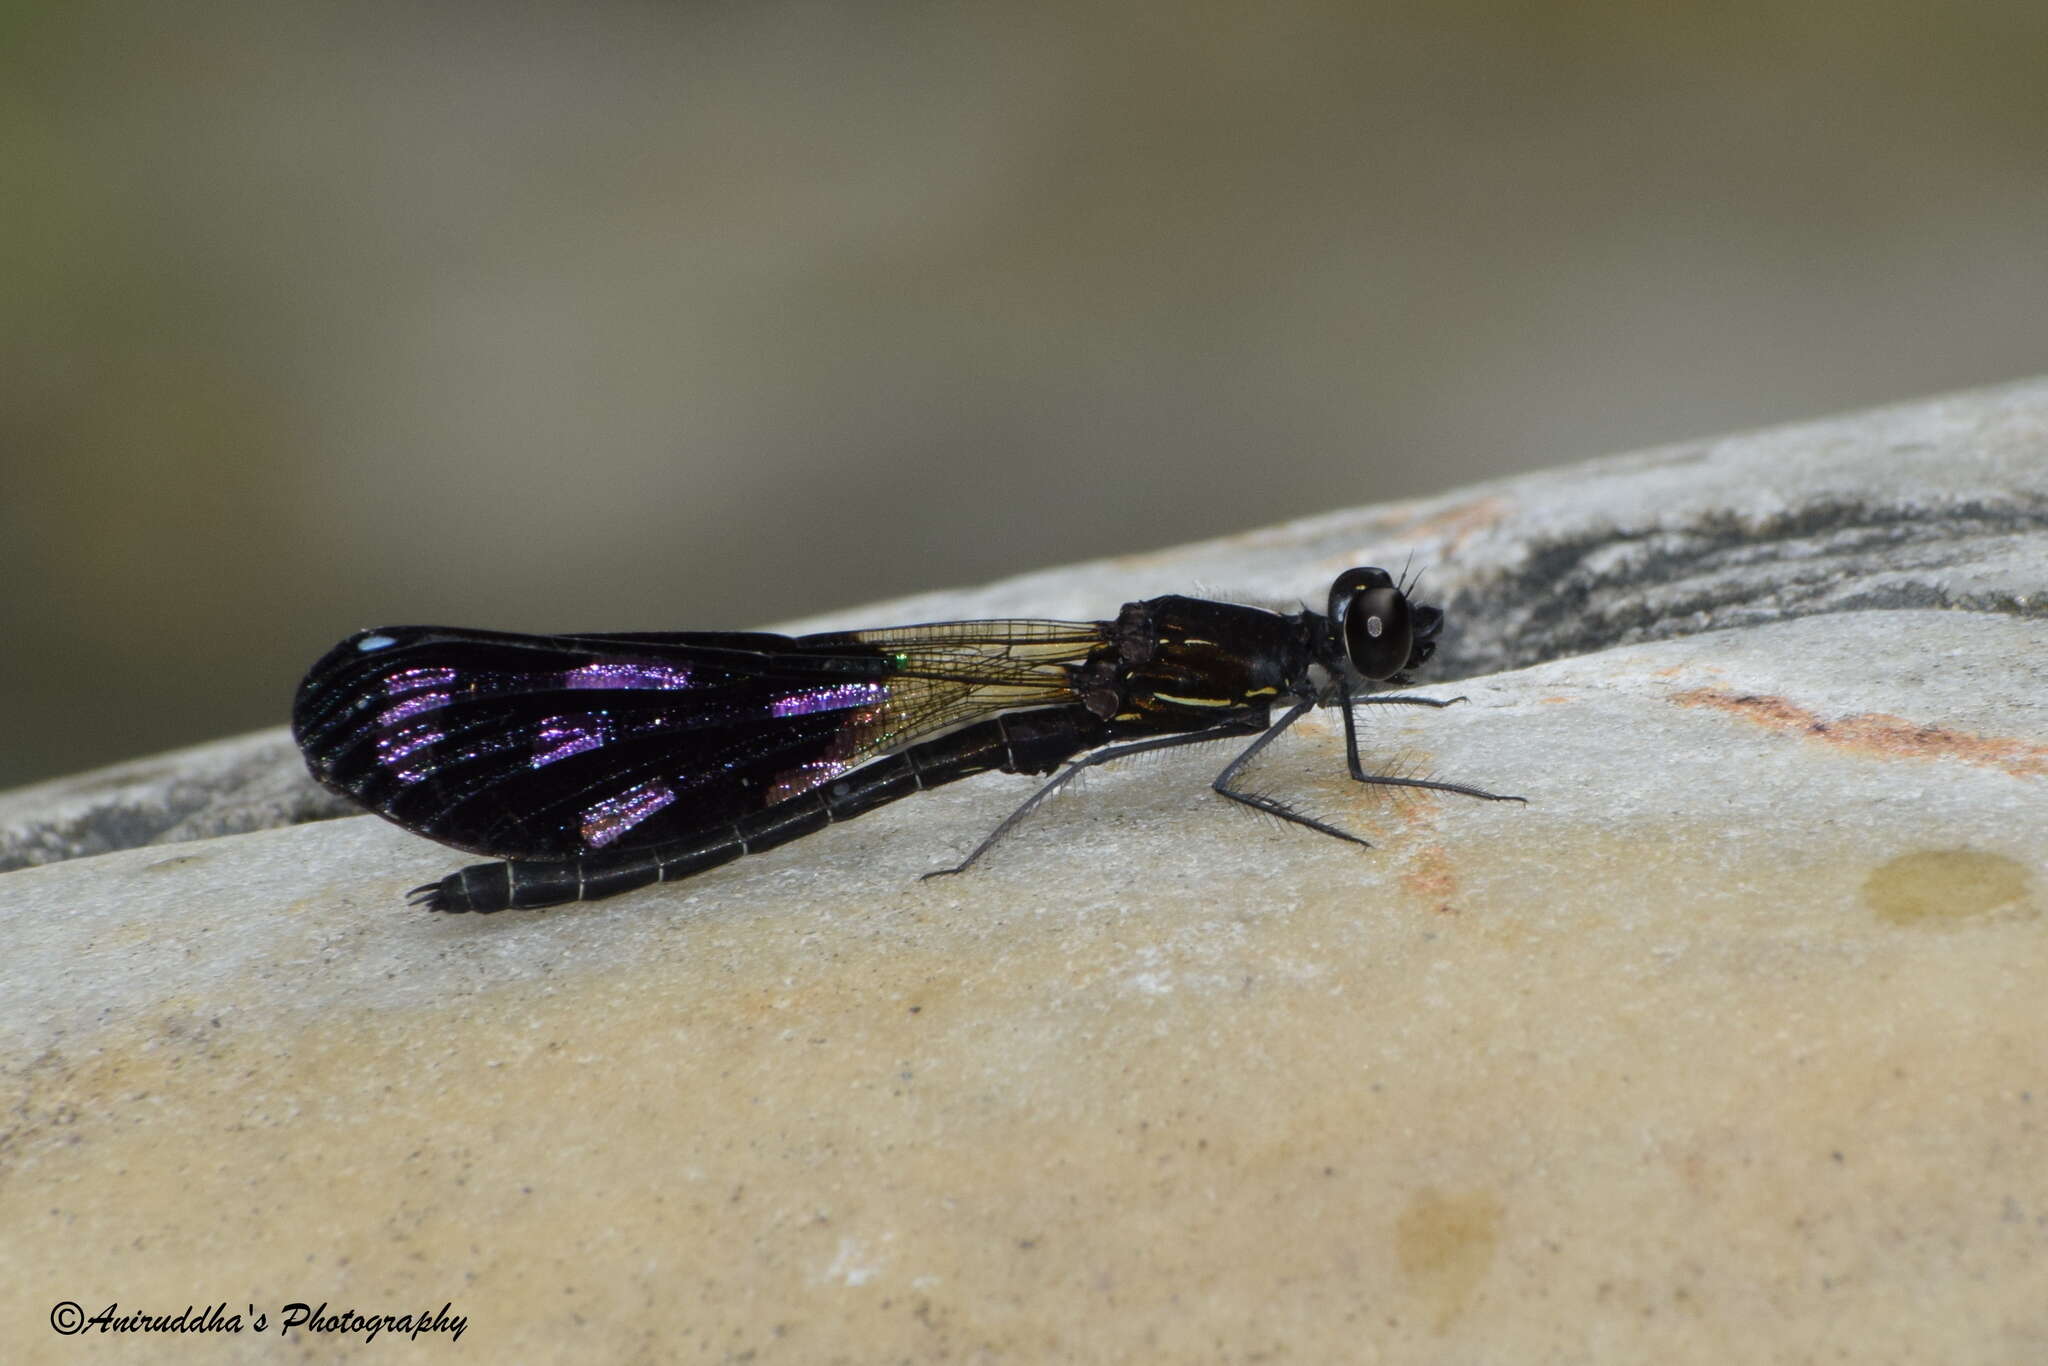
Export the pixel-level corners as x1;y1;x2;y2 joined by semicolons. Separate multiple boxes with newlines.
7;381;2041;876
3;381;2045;1363
0;732;356;873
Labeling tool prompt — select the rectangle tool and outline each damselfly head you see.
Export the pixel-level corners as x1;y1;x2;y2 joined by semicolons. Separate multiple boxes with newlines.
1327;567;1417;682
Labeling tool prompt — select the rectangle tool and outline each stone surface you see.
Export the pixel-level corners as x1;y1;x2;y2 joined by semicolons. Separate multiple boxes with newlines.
8;381;2042;876
3;382;2046;1362
0;732;355;873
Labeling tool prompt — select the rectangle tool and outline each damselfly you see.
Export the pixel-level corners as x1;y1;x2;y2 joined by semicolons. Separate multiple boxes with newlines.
292;568;1521;911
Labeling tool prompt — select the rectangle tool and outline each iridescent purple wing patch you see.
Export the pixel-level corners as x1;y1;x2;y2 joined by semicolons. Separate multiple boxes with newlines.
563;661;693;691
580;780;676;848
531;714;611;768
769;681;888;718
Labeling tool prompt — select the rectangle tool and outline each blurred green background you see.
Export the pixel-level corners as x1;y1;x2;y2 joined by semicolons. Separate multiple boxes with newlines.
5;1;2047;790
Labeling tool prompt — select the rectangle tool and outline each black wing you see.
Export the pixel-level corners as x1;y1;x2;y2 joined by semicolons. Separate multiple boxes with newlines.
292;620;1103;860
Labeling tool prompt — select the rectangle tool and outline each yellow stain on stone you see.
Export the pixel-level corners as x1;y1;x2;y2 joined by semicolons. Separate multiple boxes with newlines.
1394;1187;1502;1331
1863;850;2034;928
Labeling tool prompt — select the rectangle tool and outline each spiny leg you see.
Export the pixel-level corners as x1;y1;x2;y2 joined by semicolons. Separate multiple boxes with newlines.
922;721;1263;879
1209;698;1373;847
1338;678;1526;802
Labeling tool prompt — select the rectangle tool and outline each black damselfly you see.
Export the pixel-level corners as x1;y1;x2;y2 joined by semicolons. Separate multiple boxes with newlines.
292;568;1522;912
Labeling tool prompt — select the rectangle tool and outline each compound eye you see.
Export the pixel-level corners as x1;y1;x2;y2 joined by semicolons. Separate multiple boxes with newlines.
1343;584;1412;681
1407;603;1444;669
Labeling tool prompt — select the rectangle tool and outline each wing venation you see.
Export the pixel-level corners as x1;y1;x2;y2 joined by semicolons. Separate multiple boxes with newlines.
292;620;1103;859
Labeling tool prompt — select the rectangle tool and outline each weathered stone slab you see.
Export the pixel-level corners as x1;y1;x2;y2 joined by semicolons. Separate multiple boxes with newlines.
2;382;2044;1362
0;732;354;873
7;380;2040;874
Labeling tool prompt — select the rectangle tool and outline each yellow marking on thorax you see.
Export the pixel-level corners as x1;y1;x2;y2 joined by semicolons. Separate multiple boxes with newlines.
1151;693;1236;708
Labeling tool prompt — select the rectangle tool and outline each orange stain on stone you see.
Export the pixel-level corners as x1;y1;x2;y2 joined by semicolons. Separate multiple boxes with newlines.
1401;842;1462;915
1670;687;2048;778
1400;495;1513;553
